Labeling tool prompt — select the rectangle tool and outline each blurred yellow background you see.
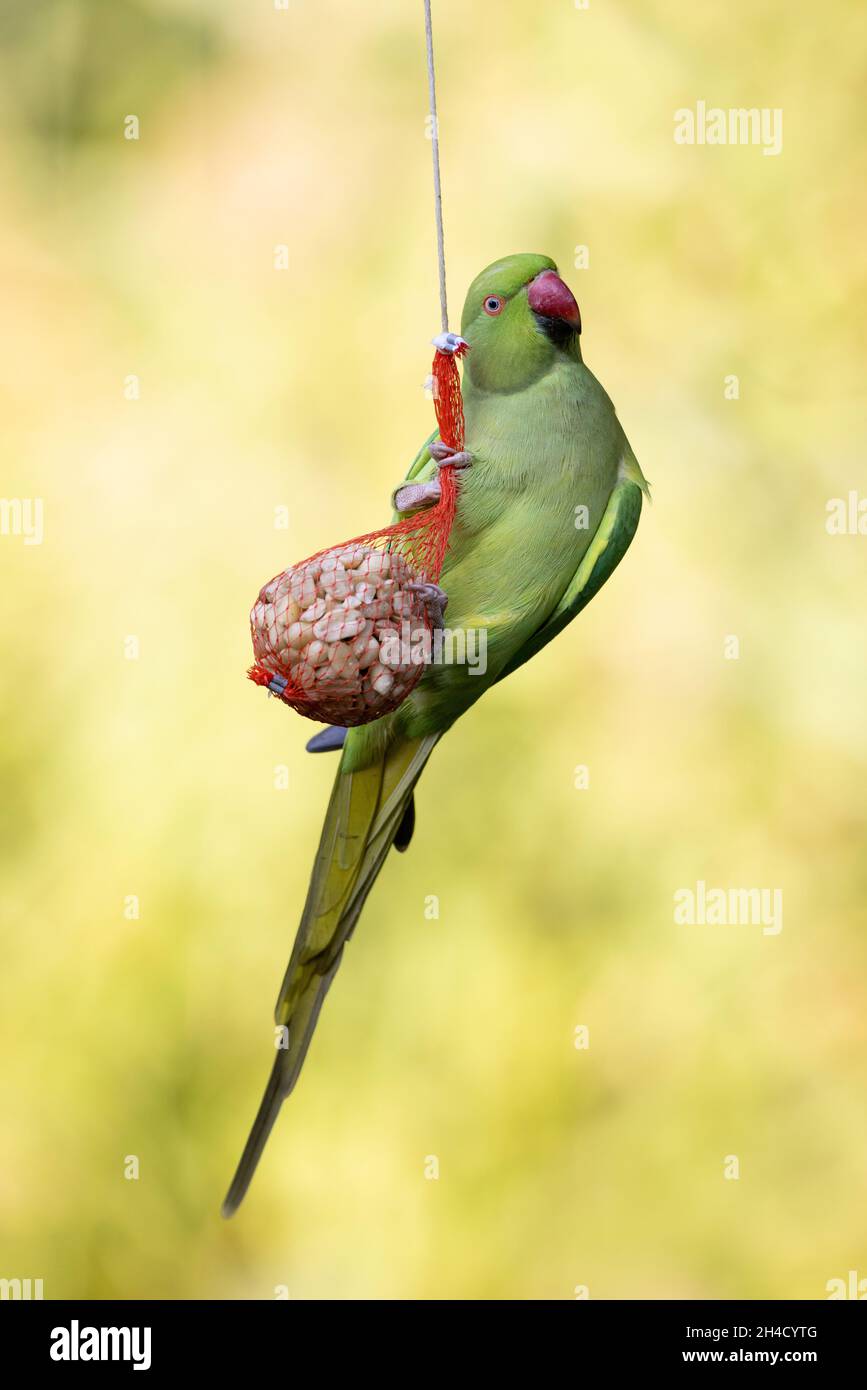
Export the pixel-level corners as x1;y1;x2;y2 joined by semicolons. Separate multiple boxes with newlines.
1;0;865;1300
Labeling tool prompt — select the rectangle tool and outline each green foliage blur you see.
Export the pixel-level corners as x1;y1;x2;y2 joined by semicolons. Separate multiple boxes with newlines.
1;0;865;1299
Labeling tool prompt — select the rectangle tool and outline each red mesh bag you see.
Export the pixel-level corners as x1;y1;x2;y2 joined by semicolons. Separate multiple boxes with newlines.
248;341;467;726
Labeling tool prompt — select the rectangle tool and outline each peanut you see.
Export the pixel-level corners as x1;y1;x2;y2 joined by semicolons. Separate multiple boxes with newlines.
250;542;432;721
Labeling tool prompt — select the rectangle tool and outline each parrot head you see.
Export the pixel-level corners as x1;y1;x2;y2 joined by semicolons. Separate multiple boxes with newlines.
460;253;582;392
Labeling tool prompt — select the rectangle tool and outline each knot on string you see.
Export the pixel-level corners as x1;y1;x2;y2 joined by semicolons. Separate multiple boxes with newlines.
432;331;468;357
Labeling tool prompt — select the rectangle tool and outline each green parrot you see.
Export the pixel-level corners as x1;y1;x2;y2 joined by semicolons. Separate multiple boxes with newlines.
222;252;649;1216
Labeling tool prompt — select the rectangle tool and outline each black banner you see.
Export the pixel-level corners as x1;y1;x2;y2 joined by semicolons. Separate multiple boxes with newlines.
1;1298;862;1372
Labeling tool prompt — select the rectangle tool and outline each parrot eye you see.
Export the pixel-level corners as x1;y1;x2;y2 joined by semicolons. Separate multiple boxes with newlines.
483;295;504;316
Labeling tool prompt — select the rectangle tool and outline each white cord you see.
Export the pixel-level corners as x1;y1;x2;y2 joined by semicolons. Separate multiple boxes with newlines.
423;0;449;334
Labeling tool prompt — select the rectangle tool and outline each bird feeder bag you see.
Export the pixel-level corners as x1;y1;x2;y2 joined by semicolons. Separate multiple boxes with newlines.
248;343;466;726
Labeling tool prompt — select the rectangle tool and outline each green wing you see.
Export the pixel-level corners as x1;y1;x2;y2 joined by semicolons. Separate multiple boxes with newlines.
388;428;439;519
497;469;646;684
404;428;438;480
396;429;647;683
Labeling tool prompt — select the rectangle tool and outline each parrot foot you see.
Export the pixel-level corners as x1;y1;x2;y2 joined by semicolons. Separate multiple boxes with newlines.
428;441;473;470
393;443;473;514
306;725;348;754
408;581;449;630
393;478;442;514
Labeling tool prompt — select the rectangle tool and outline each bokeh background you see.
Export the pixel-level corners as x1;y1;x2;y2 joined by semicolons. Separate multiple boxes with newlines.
1;0;865;1300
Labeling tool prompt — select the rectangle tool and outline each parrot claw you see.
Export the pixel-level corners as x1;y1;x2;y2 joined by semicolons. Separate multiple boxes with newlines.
393;479;442;514
408;581;449;630
393;444;472;514
429;441;473;470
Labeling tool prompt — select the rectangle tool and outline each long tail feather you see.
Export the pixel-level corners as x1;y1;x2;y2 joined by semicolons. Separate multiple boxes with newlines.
222;730;440;1217
221;954;341;1218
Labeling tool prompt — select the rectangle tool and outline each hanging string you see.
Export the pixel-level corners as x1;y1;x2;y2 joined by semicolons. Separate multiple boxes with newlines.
422;2;466;473
423;0;449;335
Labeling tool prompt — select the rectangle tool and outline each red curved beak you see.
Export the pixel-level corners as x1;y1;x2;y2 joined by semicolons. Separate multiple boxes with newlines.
527;270;581;333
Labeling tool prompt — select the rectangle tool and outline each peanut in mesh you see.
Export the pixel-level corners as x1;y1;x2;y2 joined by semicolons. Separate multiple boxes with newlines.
251;544;428;717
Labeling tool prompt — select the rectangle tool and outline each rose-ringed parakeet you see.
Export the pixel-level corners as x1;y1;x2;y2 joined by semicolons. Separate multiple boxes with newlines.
222;252;649;1215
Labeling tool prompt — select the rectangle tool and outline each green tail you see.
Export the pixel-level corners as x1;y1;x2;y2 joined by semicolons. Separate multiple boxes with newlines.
221;729;440;1217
